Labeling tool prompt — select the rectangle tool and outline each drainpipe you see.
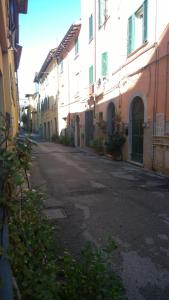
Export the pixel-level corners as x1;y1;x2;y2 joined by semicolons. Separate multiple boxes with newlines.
164;42;169;134
94;0;97;118
67;53;71;126
152;0;158;170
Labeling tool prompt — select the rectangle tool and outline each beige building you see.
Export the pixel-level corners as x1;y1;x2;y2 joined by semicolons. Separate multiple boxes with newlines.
34;48;58;140
0;0;28;137
55;23;82;146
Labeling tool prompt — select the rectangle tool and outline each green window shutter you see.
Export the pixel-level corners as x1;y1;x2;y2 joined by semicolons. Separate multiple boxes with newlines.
98;0;105;28
89;14;93;41
101;52;108;77
127;15;135;55
89;65;93;85
143;0;148;42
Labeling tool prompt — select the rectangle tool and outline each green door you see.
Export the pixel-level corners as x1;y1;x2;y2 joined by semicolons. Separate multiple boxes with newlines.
131;97;144;163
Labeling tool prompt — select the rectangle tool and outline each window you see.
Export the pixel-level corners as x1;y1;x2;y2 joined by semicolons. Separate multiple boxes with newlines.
98;0;107;28
89;14;93;42
127;0;148;55
101;52;108;77
75;38;79;56
89;65;94;85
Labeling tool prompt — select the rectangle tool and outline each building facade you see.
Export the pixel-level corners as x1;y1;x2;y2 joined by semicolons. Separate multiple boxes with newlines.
34;48;58;140
0;0;28;137
35;0;169;174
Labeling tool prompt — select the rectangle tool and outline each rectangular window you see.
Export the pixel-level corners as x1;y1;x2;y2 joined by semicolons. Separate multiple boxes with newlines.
143;0;148;43
98;0;105;28
89;14;93;42
101;52;108;77
127;0;148;55
127;15;135;54
89;65;94;85
75;37;79;56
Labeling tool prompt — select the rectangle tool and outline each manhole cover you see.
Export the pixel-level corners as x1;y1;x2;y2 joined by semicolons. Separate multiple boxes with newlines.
43;208;66;220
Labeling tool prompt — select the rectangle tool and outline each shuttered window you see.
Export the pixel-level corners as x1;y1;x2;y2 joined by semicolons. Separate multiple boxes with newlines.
143;0;148;42
89;14;93;42
98;0;105;28
127;0;148;55
127;15;135;55
101;52;108;77
89;65;94;85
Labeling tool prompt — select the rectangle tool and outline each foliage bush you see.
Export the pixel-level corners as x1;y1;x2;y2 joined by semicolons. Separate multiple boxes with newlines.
9;190;124;299
51;133;59;143
58;241;124;300
106;132;126;153
9;190;59;300
90;138;104;154
106;112;126;159
59;129;74;146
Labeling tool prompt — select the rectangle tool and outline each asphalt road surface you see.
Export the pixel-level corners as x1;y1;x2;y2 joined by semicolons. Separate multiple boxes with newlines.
31;141;169;300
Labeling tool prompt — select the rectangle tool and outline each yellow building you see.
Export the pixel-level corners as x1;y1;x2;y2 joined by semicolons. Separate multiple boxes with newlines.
0;0;28;137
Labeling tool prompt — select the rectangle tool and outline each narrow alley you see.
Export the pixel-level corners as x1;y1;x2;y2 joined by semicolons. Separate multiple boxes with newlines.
31;141;169;300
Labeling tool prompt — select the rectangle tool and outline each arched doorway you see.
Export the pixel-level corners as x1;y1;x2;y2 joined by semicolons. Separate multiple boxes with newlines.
107;102;115;143
131;97;144;163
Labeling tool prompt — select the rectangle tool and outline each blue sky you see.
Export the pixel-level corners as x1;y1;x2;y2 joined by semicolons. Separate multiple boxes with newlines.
18;0;80;101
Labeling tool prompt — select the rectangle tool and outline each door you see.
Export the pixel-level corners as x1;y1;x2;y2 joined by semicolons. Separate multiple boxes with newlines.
85;110;94;146
107;102;115;143
131;97;144;163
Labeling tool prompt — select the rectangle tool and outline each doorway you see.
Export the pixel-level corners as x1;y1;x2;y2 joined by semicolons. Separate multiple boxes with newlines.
85;110;94;146
106;102;115;143
131;97;144;163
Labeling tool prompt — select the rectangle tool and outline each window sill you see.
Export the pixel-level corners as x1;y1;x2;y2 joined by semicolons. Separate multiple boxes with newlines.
127;41;148;58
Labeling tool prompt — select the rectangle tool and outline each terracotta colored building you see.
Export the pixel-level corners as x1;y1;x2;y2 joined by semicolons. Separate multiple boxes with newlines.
78;0;169;174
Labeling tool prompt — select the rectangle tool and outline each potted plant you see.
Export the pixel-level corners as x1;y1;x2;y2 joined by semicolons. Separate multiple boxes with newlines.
106;112;126;160
107;132;126;160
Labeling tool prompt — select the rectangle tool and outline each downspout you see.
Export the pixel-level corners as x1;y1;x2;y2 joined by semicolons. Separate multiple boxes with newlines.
94;0;97;118
56;59;59;135
152;0;158;170
164;42;169;134
67;53;70;126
